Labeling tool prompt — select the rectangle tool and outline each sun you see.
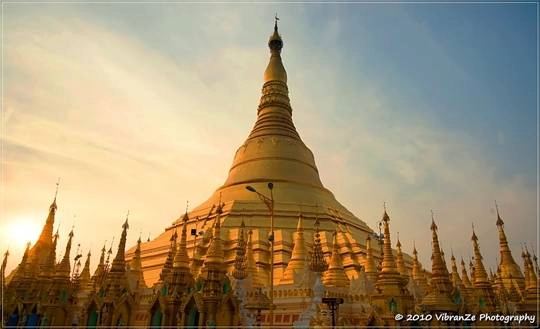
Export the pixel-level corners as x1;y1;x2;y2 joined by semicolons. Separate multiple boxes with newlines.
3;217;42;246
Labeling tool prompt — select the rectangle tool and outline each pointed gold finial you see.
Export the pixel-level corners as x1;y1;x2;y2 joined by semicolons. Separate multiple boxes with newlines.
495;200;504;226
309;212;328;274
430;209;437;231
123;210;130;230
382;202;390;222
264;15;286;83
232;214;247;280
54;177;60;201
282;213;308;283
322;230;350;287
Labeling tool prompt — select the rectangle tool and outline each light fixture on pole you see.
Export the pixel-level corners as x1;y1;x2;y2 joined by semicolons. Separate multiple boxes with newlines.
245;182;275;327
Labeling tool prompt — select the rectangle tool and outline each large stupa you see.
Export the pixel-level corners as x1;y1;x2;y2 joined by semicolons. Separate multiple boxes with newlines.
131;22;378;286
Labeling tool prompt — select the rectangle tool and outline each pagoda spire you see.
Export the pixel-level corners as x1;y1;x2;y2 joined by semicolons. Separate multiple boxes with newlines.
429;213;450;278
110;213;129;273
471;224;489;285
173;213;190;270
129;235;147;289
282;213;308;283
524;246;538;290
420;212;456;312
308;217;328;273
469;259;476;283
160;226;178;281
36;180;60;247
232;217;247;280
395;233;407;277
246;18;299;144
379;209;398;274
79;250;91;287
470;223;497;311
40;229;59;277
411;242;422;282
56;228;74;278
374;207;407;297
12;242;31;282
518;245;539;313
364;234;378;283
450;252;463;289
494;201;524;290
263;16;286;84
95;243;106;276
200;203;227;326
246;229;262;287
461;257;473;288
1;249;9;285
131;236;143;271
204;205;224;266
411;243;428;294
322;231;350;287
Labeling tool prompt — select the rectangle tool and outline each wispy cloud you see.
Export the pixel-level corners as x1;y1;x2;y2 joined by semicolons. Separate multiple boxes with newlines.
1;4;535;274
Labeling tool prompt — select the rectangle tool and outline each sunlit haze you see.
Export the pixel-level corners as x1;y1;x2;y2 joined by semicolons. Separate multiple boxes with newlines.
1;3;537;276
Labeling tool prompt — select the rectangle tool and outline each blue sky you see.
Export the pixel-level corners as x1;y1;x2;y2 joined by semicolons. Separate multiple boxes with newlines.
1;2;537;273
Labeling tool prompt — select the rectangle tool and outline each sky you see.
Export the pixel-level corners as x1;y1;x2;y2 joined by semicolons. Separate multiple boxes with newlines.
1;2;537;275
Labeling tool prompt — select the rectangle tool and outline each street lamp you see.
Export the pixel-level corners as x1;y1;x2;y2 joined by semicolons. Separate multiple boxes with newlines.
245;182;275;327
322;297;344;329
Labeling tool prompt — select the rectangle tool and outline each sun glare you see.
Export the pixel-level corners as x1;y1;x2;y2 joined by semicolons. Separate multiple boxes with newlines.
4;218;42;246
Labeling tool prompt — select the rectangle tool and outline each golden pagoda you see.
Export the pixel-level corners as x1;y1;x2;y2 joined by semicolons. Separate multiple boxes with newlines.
494;202;525;293
3;20;538;329
131;17;375;288
370;208;413;324
420;215;457;313
322;231;350;288
470;224;497;313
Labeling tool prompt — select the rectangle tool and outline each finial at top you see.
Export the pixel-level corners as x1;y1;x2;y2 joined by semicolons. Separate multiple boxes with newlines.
123;210;130;230
268;15;283;53
430;210;438;231
50;178;60;211
471;222;478;241
382;202;390;222
495;200;504;226
55;177;60;200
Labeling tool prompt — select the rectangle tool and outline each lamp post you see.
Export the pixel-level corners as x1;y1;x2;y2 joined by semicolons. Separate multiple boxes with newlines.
322;297;344;329
245;182;274;327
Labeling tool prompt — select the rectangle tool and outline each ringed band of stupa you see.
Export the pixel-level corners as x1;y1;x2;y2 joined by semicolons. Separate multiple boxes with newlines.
128;21;386;287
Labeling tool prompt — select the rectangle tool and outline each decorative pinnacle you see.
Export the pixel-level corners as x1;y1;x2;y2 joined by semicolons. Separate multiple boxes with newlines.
123;210;130;230
471;222;478;241
430;210;437;231
54;178;60;201
268;15;283;52
495;200;504;226
382;202;390;222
